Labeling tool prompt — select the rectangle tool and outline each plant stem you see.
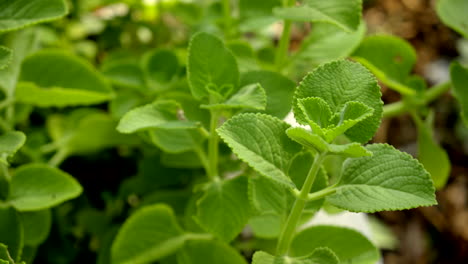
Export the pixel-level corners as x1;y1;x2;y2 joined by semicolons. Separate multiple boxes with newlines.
276;152;326;256
48;148;69;167
383;101;406;118
424;81;451;104
222;0;232;38
208;110;220;181
275;0;296;71
383;81;452;119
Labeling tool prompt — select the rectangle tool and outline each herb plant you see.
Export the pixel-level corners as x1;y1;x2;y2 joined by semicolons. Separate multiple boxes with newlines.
0;0;467;263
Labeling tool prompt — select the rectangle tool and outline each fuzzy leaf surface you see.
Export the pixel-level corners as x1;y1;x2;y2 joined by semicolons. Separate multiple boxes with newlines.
327;144;437;212
217;113;301;188
0;131;26;163
201;83;267;110
0;47;11;70
293;60;382;143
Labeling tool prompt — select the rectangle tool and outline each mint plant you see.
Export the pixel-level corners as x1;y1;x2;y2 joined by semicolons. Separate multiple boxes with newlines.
1;0;467;263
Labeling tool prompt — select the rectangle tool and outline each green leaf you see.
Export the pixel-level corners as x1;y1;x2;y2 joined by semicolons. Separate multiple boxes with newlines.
291;225;379;264
286;127;372;158
201;83;267;110
450;62;468;125
0;0;68;33
0;46;11;70
142;49;179;89
325;101;374;142
293;60;383;143
436;0;468;39
249;153;327;238
20;209;51;246
217;113;301;188
327;144;437;212
415;114;450;189
0;206;22;262
195;176;251;242
17;50;113;107
117;101;200;134
352;35;416;95
0;29;40;96
0;243;14;264
240;71;296;119
177;240;247;264
149;129;206;154
298;97;333;130
8;164;83;211
292;21;365;68
49;111;139;155
111;204;186;264
227;41;259;72
187;32;239;100
252;248;339;264
102;61;146;91
273;0;362;32
0;131;26;162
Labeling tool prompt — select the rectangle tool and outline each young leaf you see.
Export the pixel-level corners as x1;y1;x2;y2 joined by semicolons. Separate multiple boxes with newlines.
240;71;296;119
0;243;14;264
195;176;251;242
450;62;468;125
327;144;437;212
117;101;200;134
352;35;416;95
286;128;372;158
252;248;339;264
415;114;451;189
290;225;379;264
0;131;26;163
293;60;383;143
149;129;206;154
111;204;186;264
273;0;362;32
217;113;301;188
8;164;83;211
0;206;22;262
325;101;374;142
0;47;11;70
17;50;113;107
20;209;51;246
187;32;239;100
298;97;333;130
177;240;247;264
0;0;68;33
436;0;468;39
201;83;267;110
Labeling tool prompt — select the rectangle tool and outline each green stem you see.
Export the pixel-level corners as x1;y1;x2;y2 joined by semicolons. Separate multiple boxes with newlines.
194;145;210;177
306;185;337;201
208;110;220;181
423;81;451;104
276;152;326;256
383;81;452;119
222;0;232;38
275;0;296;71
383;101;406;118
48;148;69;167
